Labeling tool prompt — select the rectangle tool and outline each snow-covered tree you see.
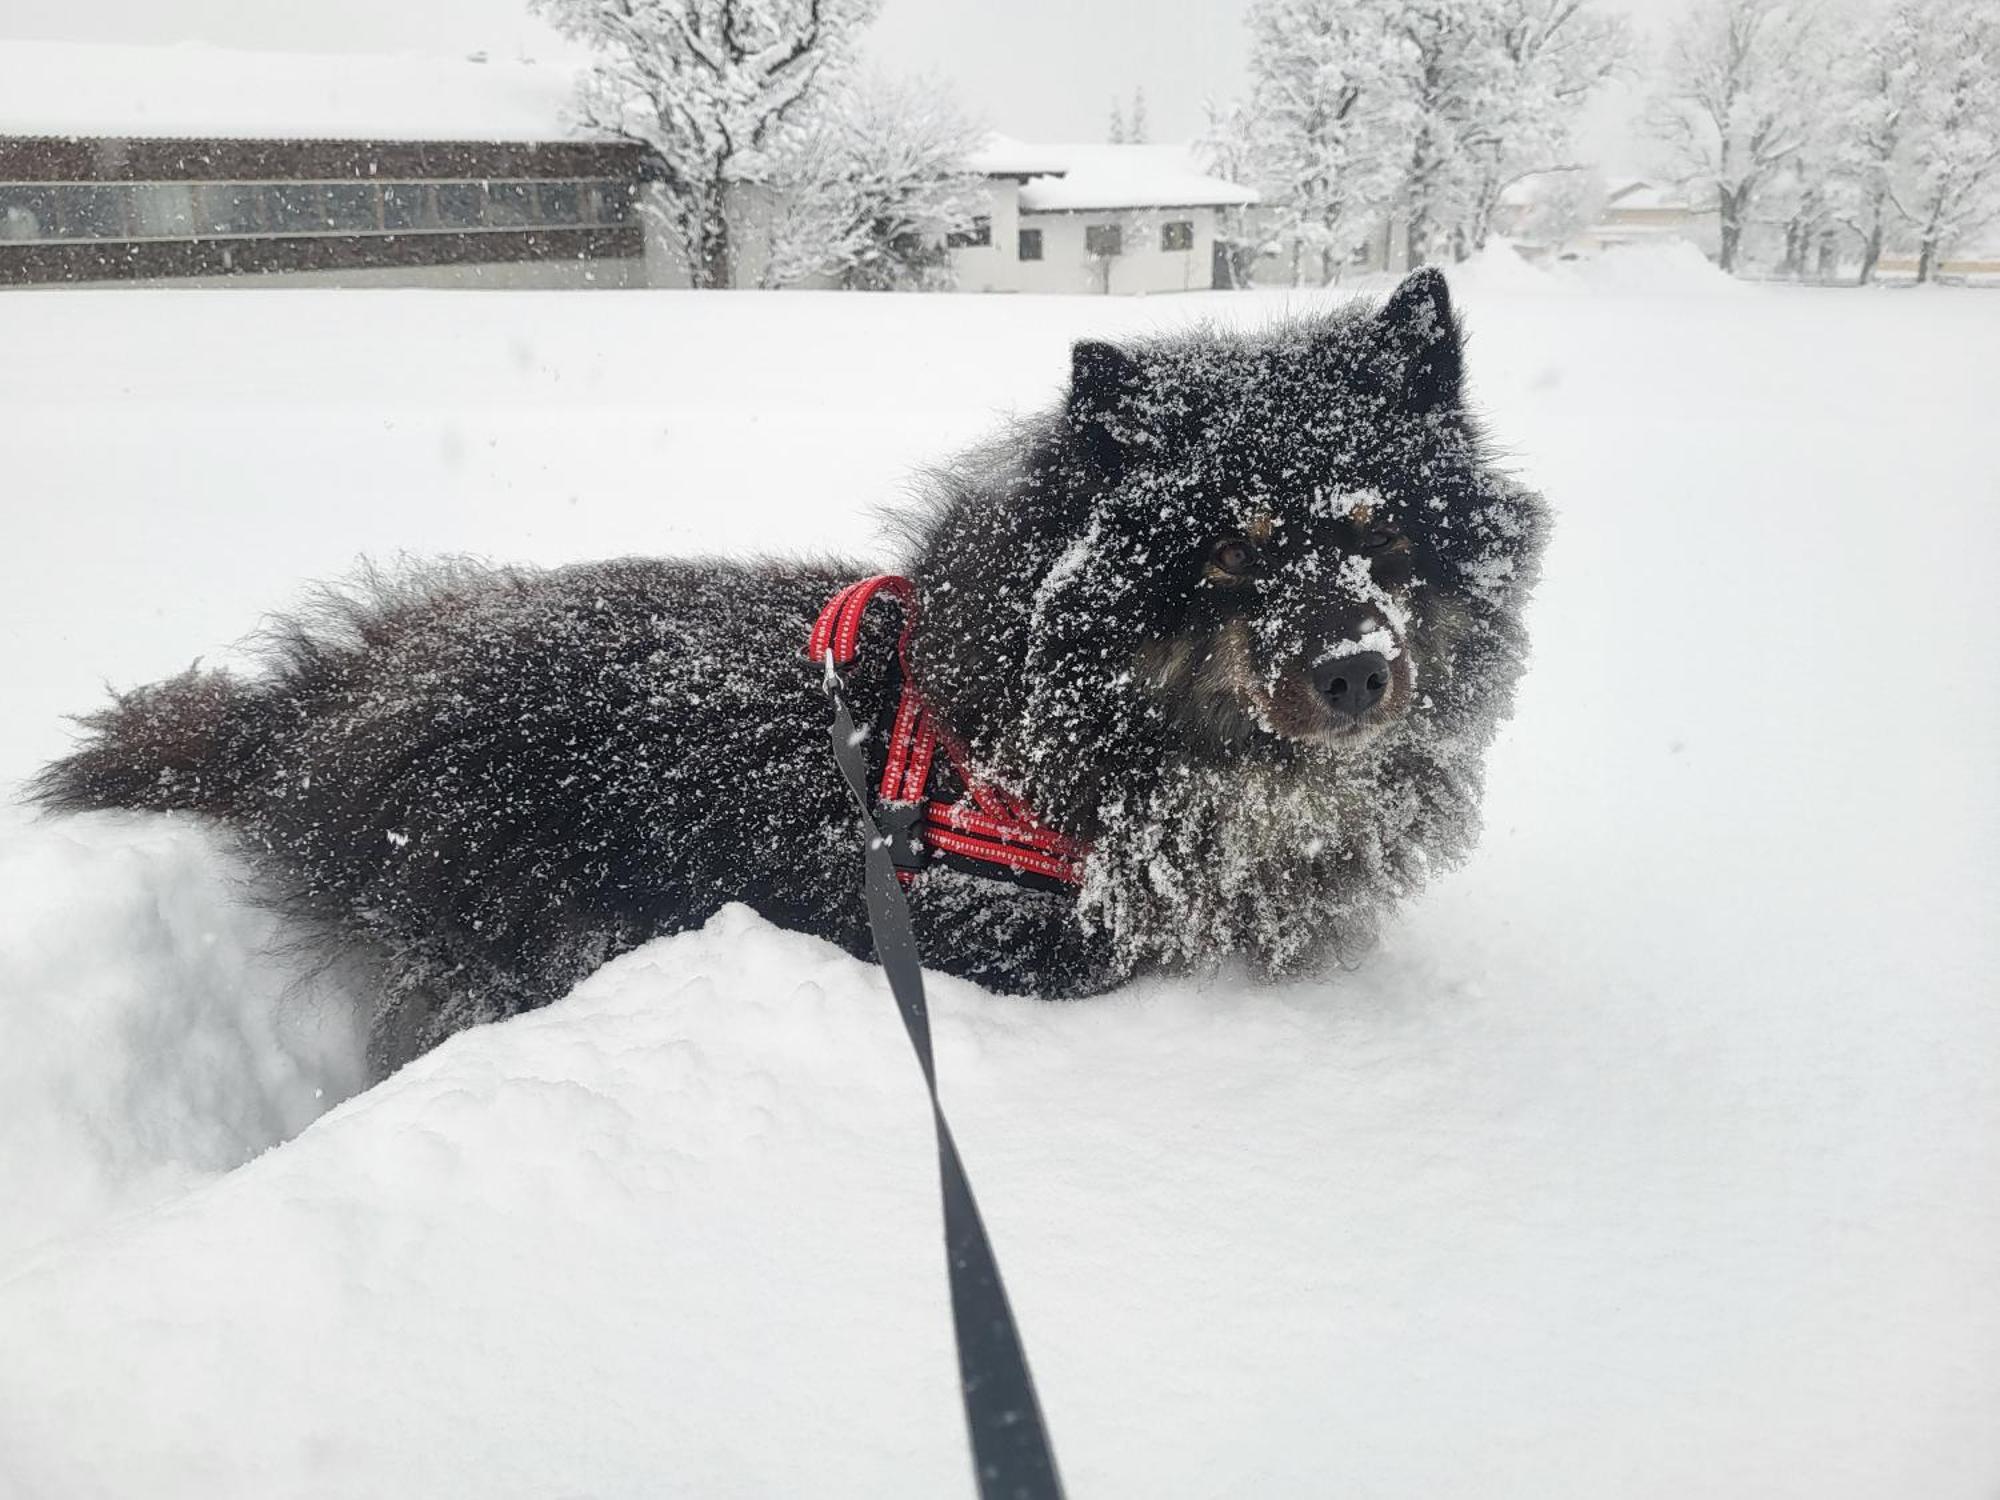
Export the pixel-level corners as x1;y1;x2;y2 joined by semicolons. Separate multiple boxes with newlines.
758;72;987;290
1237;0;1411;283
1224;0;1622;278
1453;0;1629;256
1390;3;1503;265
1197;97;1266;286
1826;5;1915;284
1108;88;1149;146
1881;0;2000;282
1645;0;1819;273
531;0;880;289
1750;15;1854;281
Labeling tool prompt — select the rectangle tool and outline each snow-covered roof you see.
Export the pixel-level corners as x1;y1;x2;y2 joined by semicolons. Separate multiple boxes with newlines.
1603;179;1706;212
0;40;595;143
966;137;1079;178
970;135;1257;213
1495;170;1584;209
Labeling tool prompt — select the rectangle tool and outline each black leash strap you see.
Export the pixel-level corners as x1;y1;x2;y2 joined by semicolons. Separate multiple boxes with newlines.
824;670;1068;1500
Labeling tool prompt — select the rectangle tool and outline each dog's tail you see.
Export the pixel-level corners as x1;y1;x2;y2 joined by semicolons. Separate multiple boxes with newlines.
30;666;260;817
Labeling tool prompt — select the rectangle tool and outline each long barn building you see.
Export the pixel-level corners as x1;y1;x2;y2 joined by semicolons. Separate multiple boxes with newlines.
0;42;653;290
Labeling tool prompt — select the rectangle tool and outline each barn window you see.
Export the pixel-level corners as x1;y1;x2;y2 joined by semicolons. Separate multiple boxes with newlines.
134;184;196;238
197;184;264;237
485;182;535;228
326;184;380;233
0;185;58;241
56;185;133;239
381;184;429;231
1161;220;1194;252
1085;224;1122;257
588;181;636;225
434;183;484;229
536;182;582;225
267;184;326;234
0;174;638;251
1018;227;1043;261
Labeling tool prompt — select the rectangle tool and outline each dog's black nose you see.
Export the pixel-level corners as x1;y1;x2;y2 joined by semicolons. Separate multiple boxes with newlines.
1313;651;1391;716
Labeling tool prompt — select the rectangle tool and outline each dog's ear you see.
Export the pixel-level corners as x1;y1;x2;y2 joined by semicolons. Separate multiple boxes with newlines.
1067;339;1144;473
1372;268;1464;417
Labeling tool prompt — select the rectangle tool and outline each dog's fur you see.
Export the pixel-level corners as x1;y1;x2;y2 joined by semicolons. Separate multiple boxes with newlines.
34;270;1549;1069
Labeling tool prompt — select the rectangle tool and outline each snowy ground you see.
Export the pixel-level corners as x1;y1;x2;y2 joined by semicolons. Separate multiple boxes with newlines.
2;252;1997;1498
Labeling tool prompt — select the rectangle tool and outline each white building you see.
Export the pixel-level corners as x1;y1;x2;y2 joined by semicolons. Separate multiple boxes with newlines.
950;137;1257;295
1490;174;1721;263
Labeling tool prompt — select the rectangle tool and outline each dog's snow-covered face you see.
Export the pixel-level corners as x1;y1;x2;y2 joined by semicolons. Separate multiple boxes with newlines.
1134;493;1420;752
1059;269;1501;764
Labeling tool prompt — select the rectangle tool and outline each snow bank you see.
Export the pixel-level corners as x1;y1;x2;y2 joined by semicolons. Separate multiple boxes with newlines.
1566;237;1749;295
0;907;973;1497
0;808;367;1263
4;872;1996;1497
1444;237;1557;295
1449;236;1747;299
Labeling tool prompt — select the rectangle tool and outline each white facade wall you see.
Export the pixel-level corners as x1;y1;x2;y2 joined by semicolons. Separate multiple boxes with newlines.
953;182;1219;295
1019;206;1216;294
944;178;1021;291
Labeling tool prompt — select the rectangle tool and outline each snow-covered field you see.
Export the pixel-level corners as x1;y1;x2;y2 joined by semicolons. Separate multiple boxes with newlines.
2;252;1997;1498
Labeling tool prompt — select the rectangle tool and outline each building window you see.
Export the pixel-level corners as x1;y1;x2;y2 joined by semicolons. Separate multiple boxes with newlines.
588;180;636;226
0;185;57;241
1017;228;1043;261
56;185;133;239
325;184;379;233
1161;220;1194;252
946;215;991;249
134;184;195;238
485;181;535;228
266;184;327;235
1085;224;1122;257
536;182;582;225
434;183;485;229
381;184;429;232
197;184;264;237
0;176;637;246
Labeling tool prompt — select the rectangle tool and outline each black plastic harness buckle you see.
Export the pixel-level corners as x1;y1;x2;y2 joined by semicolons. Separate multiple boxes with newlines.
877;800;927;873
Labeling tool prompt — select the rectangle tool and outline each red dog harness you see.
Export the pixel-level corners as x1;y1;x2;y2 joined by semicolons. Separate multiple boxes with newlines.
807;575;1087;889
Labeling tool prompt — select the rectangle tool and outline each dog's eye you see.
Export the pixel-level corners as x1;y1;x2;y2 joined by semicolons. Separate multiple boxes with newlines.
1369;548;1415;587
1206;537;1260;582
1364;530;1416;587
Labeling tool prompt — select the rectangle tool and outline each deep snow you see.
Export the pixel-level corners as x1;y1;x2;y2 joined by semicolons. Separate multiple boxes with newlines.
2;253;1997;1497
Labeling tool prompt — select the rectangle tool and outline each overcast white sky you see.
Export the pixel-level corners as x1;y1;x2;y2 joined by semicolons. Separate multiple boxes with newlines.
0;0;1684;167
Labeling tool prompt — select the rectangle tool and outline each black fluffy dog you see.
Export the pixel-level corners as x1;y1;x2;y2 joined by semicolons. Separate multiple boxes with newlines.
36;269;1548;1069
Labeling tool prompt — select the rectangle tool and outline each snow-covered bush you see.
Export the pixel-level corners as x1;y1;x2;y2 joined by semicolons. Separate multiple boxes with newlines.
759;72;987;291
